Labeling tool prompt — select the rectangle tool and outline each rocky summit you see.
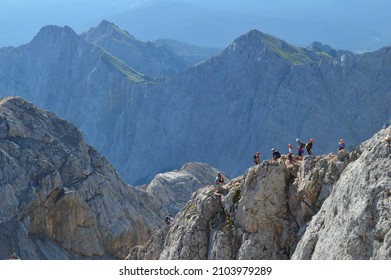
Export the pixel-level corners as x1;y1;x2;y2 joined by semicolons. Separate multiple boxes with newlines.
0;96;164;259
128;124;390;260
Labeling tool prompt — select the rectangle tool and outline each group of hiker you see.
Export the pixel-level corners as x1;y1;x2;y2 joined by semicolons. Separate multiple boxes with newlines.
253;138;346;165
174;138;347;213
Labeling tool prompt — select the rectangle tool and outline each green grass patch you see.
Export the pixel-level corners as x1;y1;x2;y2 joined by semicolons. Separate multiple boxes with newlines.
261;33;317;65
101;50;146;83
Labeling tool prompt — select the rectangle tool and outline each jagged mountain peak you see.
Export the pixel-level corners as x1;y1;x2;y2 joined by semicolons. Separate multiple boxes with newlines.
307;41;351;58
30;24;79;46
95;20;121;31
1;95;30;108
226;29;323;64
84;20;135;44
307;41;335;53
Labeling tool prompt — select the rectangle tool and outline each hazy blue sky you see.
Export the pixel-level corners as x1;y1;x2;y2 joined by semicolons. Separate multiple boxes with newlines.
1;0;390;51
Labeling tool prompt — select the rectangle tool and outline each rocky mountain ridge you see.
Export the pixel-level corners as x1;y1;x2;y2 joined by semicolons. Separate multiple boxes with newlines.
129;124;390;259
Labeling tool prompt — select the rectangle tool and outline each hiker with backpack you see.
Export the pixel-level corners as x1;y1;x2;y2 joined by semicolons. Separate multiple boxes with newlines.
165;215;174;225
271;148;281;160
214;173;225;194
253;152;261;165
305;138;315;155
165;215;171;225
296;138;305;159
338;139;346;150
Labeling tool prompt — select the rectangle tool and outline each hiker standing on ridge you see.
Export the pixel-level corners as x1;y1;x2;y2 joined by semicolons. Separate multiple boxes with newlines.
338;139;346;150
271;148;281;160
165;215;174;225
165;215;171;225
214;173;225;194
296;138;305;159
306;138;315;155
288;143;293;162
253;152;261;165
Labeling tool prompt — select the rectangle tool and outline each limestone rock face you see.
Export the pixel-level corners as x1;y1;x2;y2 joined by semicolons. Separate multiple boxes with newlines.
288;152;351;228
0;96;162;259
292;125;391;259
127;225;171;260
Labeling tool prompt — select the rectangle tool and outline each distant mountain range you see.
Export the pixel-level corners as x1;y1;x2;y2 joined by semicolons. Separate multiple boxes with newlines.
82;20;221;75
2;0;390;52
109;0;391;52
0;21;390;184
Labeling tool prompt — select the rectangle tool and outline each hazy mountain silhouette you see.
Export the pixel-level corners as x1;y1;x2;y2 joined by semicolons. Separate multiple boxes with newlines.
1;0;390;52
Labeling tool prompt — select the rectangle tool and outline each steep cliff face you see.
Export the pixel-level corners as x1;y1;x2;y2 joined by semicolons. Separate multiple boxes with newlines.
292;125;391;259
129;144;353;259
0;25;390;186
0;96;163;260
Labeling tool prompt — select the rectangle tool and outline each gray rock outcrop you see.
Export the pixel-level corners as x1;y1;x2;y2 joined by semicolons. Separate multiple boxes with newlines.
292;125;391;259
0;96;163;260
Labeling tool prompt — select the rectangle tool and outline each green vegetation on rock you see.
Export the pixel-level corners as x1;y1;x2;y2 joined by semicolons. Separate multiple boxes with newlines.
101;50;146;83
